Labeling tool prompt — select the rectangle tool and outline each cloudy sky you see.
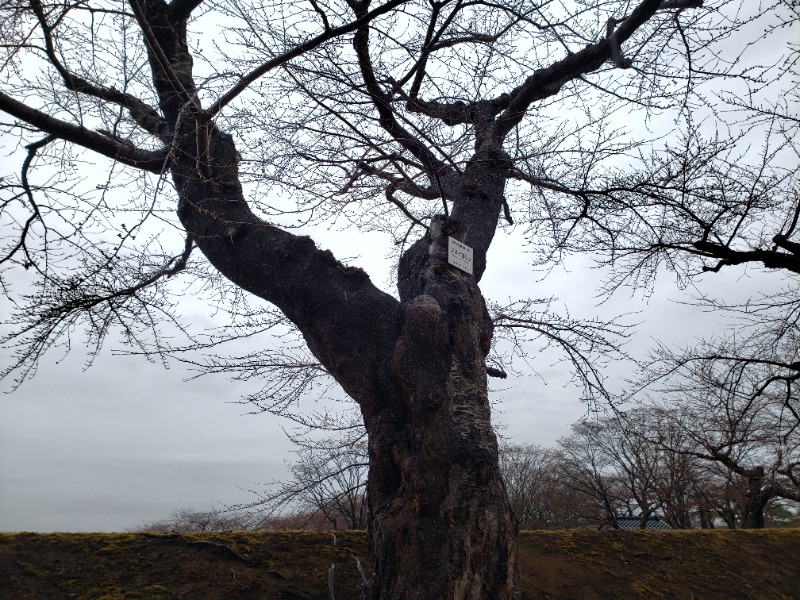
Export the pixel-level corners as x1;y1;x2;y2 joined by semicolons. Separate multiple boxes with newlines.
0;217;762;532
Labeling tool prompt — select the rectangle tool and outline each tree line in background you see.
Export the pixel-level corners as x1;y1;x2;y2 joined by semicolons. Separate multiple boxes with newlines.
141;395;799;533
508;404;799;531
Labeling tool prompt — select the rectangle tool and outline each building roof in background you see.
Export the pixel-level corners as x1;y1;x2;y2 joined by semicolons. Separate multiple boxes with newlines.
603;516;673;531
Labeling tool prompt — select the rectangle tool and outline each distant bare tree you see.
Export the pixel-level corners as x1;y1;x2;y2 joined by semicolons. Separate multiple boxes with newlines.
136;506;253;533
558;409;709;529
556;420;628;526
644;410;704;529
245;420;369;531
649;373;800;528
500;443;588;530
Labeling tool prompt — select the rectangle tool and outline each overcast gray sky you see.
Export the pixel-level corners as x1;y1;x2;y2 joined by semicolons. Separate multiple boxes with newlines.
0;220;764;532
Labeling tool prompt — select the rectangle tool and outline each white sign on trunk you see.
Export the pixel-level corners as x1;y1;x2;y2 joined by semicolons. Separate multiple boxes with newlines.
448;237;473;275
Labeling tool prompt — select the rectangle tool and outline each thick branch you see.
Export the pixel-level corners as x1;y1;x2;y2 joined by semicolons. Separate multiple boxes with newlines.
406;96;506;127
129;0;199;112
0;91;168;173
658;0;704;9
495;0;700;137
693;239;800;274
169;0;204;21
172;138;400;409
773;234;800;256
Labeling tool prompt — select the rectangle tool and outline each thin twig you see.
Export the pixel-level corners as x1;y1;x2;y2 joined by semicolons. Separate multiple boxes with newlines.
352;553;369;588
327;563;336;600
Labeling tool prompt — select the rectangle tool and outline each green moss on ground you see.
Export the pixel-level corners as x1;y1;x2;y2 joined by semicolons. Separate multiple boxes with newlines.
0;529;797;599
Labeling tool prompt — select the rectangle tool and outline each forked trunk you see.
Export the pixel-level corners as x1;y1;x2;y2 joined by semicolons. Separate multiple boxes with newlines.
136;3;520;597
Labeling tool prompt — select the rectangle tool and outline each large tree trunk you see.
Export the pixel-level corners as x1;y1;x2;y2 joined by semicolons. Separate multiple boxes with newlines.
366;410;518;599
364;220;519;598
172;124;520;599
349;121;520;594
740;468;768;529
140;2;519;594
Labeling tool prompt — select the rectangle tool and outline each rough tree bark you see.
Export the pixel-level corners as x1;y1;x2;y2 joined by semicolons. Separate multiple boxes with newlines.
172;114;520;600
175;116;519;600
740;468;768;529
174;121;519;600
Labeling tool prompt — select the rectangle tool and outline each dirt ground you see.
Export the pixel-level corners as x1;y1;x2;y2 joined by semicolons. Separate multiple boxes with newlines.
1;529;798;599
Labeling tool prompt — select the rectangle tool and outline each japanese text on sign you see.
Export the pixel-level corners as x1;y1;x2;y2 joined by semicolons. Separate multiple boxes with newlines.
448;237;473;275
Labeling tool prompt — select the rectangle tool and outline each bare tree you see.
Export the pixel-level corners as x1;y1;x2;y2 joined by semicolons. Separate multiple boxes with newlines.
546;403;798;530
136;506;254;532
644;410;704;529
558;414;673;528
1;0;763;596
648;364;800;528
500;443;588;529
245;417;370;531
557;409;712;529
556;420;628;526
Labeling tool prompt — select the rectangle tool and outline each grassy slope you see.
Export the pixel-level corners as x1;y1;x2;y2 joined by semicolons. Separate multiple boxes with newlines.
1;529;798;599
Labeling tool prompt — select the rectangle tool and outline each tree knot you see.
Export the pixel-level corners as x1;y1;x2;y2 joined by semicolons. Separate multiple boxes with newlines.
388;295;451;412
